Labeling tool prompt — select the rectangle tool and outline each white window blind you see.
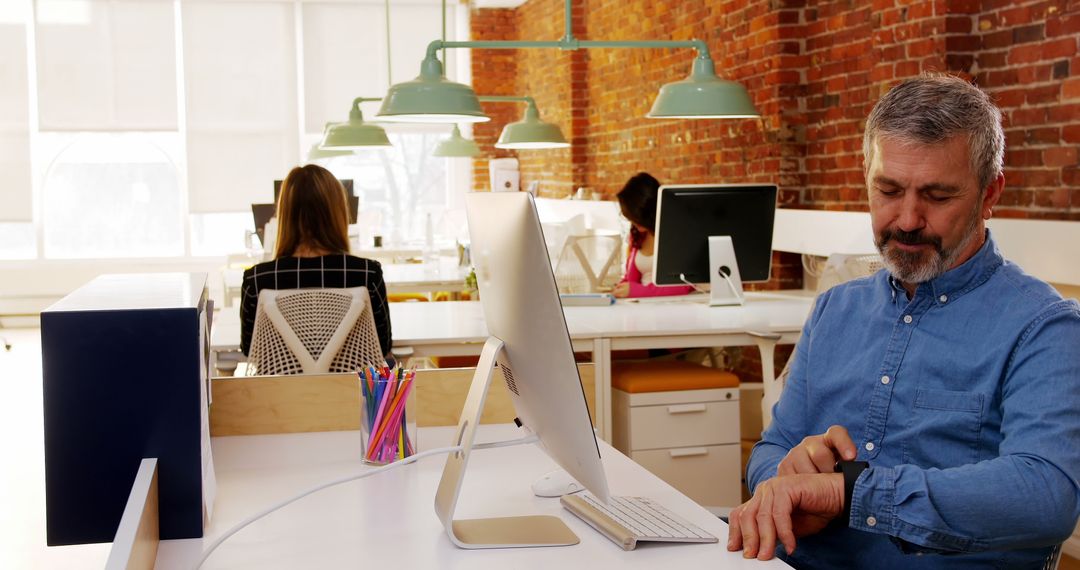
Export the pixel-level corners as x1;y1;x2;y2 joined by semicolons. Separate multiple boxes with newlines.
302;1;460;136
0;20;32;222
302;2;386;134
183;0;299;213
35;0;177;131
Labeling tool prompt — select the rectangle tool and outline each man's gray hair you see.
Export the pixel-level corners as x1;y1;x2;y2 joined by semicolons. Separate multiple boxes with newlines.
863;74;1005;190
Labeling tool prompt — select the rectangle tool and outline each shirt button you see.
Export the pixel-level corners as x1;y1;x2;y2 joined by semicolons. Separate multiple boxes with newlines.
881;375;890;385
903;315;913;324
939;294;948;303
867;516;878;527
865;442;875;451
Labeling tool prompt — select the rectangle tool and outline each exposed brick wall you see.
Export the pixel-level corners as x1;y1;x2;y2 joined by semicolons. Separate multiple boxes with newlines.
470;0;1080;216
972;1;1080;217
470;8;520;191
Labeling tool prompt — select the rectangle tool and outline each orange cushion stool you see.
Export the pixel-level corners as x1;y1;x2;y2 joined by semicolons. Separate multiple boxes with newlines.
611;360;739;393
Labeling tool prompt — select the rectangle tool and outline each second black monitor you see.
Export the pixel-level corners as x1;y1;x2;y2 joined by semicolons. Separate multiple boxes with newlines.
653;184;778;286
270;178;358;223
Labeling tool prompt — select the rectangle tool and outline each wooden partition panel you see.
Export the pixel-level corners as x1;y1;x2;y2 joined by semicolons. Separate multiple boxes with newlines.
210;365;597;436
416;364;596;427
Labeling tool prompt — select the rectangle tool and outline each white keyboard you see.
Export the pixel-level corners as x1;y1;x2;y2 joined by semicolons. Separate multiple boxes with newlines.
561;493;718;551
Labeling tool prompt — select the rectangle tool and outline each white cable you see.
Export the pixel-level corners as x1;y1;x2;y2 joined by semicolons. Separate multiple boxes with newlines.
194;433;539;569
475;433;539;449
681;271;742;303
678;273;708;295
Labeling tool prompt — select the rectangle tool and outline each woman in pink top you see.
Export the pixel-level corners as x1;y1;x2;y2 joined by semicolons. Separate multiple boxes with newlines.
612;173;695;299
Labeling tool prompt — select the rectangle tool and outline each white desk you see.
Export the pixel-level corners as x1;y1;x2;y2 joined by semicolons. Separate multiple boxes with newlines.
153;424;789;569
220;256;470;306
210;292;815;440
381;258;471;296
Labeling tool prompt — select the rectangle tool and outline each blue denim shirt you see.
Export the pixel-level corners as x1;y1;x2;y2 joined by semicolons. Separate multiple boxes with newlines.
748;232;1080;569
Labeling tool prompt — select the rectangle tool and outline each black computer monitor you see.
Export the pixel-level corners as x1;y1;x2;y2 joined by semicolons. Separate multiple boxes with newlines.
254;179;358;243
653;184;778;286
274;179;354;202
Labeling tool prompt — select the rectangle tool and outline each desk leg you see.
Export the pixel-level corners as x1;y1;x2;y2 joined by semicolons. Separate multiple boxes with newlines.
592;338;612;443
751;335;780;430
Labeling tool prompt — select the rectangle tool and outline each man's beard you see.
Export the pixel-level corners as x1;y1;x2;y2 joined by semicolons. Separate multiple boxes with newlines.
876;207;981;285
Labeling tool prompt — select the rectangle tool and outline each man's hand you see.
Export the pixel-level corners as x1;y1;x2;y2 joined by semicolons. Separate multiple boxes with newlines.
727;473;845;560
612;282;631;298
777;425;857;476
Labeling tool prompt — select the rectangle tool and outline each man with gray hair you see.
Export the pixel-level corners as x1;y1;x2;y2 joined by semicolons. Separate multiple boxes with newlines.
728;74;1080;568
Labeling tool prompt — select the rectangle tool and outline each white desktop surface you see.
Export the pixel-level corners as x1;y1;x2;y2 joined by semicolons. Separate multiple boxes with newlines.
220;257;470;306
380;258;471;293
211;292;812;353
154;424;789;569
577;291;813;340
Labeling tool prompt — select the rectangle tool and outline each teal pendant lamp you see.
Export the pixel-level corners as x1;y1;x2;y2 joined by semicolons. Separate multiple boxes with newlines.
433;124;481;157
647;56;758;119
493;98;569;149
376;55;489;123
385;0;758;123
321;98;391;149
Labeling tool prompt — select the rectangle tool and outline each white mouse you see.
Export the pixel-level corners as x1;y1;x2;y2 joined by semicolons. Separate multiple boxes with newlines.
531;469;584;497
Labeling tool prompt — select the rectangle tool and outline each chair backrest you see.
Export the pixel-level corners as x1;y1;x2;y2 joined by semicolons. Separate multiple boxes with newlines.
553;233;622;294
247;287;385;376
816;253;884;293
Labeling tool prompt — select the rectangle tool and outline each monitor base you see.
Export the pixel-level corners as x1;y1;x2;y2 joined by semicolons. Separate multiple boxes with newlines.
451;516;579;548
434;336;581;549
708;236;745;306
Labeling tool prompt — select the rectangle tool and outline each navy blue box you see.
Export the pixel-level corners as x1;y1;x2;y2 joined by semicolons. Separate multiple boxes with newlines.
41;273;209;546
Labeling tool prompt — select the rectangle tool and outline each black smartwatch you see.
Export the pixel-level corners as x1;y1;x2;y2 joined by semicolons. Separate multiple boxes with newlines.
833;460;870;527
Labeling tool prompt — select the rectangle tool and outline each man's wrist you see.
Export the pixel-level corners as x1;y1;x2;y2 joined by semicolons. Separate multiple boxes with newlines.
833;460;870;527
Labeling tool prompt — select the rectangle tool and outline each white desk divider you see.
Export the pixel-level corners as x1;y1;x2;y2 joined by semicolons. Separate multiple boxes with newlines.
104;458;159;570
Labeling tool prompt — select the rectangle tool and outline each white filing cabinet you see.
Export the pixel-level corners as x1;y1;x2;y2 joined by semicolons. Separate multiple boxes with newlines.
611;387;742;511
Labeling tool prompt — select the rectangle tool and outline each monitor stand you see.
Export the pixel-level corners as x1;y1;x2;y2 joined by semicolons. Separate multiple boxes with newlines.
433;336;580;549
708;236;745;306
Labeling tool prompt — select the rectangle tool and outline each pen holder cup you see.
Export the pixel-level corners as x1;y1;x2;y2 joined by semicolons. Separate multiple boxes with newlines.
359;375;418;465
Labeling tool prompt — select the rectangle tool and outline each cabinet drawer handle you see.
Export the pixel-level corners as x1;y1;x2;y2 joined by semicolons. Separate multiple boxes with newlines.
669;447;708;458
667;404;707;414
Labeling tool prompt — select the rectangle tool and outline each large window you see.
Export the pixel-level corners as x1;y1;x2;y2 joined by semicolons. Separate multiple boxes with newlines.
40;133;185;258
3;0;472;262
316;127;457;246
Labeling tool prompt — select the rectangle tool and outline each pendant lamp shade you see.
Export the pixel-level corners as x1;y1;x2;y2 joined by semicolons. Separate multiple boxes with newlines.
308;141;353;160
494;101;569;149
647;57;759;119
376;56;489;123
321;99;391;149
433;125;481;157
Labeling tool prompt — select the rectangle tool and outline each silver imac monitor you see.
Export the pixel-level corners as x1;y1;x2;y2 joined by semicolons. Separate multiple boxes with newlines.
654;184;778;305
434;191;609;549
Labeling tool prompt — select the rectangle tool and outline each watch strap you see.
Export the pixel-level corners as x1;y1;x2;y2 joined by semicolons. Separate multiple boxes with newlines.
833;460;870;527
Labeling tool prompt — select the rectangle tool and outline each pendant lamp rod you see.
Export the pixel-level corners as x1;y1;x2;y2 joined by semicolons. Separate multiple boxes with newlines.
563;0;573;43
479;95;532;104
385;0;392;85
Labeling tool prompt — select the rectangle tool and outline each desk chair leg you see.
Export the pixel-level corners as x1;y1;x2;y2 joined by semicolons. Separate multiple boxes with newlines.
749;333;782;430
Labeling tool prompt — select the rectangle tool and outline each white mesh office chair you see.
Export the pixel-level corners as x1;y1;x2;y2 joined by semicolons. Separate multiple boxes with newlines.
247;287;385;376
761;254;884;430
553;233;622;294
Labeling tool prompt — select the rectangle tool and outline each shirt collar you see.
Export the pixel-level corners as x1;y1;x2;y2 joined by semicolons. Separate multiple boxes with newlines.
887;229;1003;305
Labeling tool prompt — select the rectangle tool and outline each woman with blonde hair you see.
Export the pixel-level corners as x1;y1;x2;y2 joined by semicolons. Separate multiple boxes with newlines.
239;164;392;361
